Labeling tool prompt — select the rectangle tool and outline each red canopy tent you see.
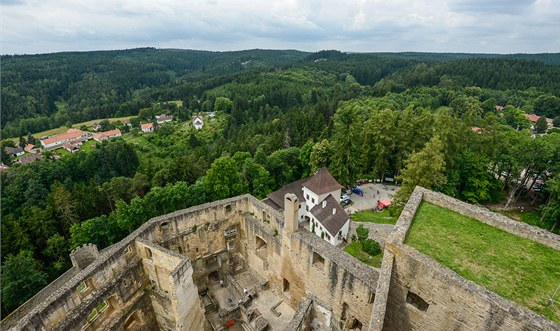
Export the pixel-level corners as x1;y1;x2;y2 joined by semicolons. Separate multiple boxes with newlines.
378;200;391;209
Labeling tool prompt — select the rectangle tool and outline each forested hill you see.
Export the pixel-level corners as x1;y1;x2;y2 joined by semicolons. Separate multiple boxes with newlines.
372;52;560;64
2;48;560;138
0;48;308;137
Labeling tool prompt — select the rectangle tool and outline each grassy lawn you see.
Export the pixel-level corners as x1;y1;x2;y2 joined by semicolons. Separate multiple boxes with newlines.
80;142;98;153
344;242;383;268
351;209;397;225
406;202;560;323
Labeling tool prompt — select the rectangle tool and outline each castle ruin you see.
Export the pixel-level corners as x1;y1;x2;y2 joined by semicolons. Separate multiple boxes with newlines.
1;187;559;330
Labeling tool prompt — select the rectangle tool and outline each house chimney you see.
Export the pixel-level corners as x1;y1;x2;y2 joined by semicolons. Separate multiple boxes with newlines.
332;208;336;215
322;200;327;208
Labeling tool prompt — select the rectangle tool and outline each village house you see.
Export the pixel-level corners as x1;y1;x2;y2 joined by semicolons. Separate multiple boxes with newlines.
4;146;24;157
121;119;131;127
92;122;102;131
18;153;43;164
264;167;350;245
524;113;540;123
93;129;122;142
495;105;504;111
524;113;554;130
24;144;37;153
193;116;204;130
156;114;173;124
141;123;154;133
63;142;80;153
40;129;91;150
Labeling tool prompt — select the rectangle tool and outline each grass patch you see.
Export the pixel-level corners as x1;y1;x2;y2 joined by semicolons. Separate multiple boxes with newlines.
344;242;383;268
160;100;183;108
351;209;397;224
79;142;98;153
406;202;560;323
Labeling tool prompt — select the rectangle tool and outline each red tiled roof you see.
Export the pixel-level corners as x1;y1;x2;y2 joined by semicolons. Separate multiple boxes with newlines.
24;144;35;152
524;114;540;122
93;129;121;140
495;105;504;111
471;127;482;133
141;123;153;130
41;130;87;145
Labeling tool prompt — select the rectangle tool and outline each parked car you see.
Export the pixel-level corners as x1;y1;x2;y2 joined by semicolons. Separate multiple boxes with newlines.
340;198;352;206
533;179;545;192
356;178;369;185
351;187;364;196
340;194;349;201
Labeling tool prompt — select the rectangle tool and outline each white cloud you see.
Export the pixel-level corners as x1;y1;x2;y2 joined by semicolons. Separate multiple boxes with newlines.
1;0;558;54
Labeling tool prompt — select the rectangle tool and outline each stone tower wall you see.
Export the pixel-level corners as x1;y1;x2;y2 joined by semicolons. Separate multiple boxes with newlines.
69;243;100;270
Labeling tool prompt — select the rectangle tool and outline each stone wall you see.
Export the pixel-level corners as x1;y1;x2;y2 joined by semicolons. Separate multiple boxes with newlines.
6;189;555;331
2;239;152;331
348;222;394;248
286;297;313;330
243;212;380;330
370;186;560;331
384;245;559;331
1;195;253;331
0;267;79;329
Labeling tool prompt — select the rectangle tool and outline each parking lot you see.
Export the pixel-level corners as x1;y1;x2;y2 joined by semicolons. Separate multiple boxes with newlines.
343;183;400;214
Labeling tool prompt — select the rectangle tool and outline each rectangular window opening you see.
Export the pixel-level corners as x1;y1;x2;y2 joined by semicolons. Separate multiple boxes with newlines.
312;251;325;268
406;291;429;312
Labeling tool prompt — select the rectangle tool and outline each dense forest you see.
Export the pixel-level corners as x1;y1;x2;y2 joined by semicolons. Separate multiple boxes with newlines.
1;48;560;317
3;48;560;137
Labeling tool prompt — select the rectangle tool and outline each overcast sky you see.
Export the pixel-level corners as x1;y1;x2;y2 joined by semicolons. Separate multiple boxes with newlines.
2;0;559;55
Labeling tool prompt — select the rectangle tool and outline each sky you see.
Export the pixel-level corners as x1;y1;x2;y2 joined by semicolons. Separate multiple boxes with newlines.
2;0;559;55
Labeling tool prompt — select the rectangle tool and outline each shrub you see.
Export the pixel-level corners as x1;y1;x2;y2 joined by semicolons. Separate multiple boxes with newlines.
362;239;382;256
356;224;369;242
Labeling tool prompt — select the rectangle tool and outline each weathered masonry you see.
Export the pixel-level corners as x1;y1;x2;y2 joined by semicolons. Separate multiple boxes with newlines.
370;187;560;331
2;194;378;330
2;188;559;330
